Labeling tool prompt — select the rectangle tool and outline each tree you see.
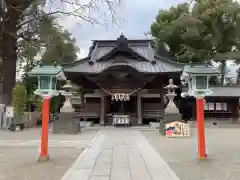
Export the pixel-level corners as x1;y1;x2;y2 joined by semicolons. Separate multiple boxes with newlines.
0;0;121;105
151;3;209;63
151;0;240;85
12;83;27;122
21;15;79;104
39;16;79;64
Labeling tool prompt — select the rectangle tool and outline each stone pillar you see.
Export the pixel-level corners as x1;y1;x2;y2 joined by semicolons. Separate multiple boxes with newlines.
100;95;105;125
137;92;142;124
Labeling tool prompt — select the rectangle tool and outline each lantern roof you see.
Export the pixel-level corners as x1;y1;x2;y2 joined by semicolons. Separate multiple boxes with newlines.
164;79;178;89
27;65;66;80
61;80;74;90
184;64;220;75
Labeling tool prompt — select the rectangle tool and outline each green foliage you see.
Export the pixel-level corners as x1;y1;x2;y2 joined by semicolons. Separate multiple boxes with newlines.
12;84;27;122
35;96;43;111
151;0;240;84
41;29;79;64
50;96;60;114
22;75;38;99
0;0;120;105
209;76;220;86
20;15;78;101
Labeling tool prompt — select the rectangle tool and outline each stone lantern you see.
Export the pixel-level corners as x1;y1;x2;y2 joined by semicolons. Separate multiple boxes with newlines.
27;64;65;161
28;64;65;97
52;80;80;135
60;80;75;113
181;64;220;98
164;79;179;114
181;64;220;160
159;79;182;135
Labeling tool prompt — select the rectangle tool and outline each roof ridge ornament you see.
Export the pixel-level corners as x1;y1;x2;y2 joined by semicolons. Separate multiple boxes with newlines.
117;34;128;49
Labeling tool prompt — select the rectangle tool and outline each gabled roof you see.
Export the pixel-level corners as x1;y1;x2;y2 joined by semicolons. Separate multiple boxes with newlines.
89;34;154;62
64;34;184;74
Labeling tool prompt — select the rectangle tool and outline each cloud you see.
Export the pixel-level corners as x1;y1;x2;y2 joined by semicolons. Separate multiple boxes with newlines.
57;0;186;58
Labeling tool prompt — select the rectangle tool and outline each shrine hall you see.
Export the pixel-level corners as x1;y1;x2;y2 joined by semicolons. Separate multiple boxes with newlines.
62;34;240;125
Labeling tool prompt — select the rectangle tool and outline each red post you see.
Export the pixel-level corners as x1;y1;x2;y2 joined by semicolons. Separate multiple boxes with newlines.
38;96;50;161
196;96;207;160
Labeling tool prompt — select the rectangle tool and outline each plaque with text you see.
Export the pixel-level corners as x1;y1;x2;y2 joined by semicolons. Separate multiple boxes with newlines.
165;121;190;137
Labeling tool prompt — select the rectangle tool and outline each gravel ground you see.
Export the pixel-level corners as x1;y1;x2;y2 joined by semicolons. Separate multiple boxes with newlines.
0;147;82;180
0;128;99;180
142;128;240;180
0;128;97;141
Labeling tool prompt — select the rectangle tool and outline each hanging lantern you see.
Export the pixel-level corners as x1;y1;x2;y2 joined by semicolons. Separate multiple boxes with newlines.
27;64;65;97
181;65;220;97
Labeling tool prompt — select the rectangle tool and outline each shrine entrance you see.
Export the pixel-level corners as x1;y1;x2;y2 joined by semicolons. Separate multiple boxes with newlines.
87;65;153;126
107;95;137;114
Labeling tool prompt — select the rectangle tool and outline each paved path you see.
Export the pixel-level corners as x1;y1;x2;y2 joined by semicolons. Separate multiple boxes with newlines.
61;129;180;180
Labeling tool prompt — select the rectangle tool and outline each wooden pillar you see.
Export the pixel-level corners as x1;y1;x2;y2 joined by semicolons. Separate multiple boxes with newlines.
196;96;207;159
160;85;165;108
80;90;84;112
100;95;105;125
38;96;50;161
137;92;142;124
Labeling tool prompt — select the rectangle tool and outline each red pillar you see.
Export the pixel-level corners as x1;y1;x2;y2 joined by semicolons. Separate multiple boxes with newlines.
196;97;207;159
38;96;50;161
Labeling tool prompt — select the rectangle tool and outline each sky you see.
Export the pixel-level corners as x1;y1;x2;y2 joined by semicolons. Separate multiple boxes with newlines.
17;0;238;81
55;0;239;79
57;0;186;58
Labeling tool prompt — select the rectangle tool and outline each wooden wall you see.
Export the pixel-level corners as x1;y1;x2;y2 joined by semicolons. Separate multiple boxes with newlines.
185;97;239;121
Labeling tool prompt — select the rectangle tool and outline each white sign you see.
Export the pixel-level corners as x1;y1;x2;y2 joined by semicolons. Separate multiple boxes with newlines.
5;106;14;118
112;93;130;101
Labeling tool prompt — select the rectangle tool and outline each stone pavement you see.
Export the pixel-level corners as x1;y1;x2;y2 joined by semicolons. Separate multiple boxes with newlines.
61;129;180;180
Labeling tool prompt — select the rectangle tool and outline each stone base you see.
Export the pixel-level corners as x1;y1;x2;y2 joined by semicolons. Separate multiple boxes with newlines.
164;113;182;122
38;155;50;162
159;113;183;135
80;121;93;127
198;155;207;160
149;122;160;129
52;113;80;134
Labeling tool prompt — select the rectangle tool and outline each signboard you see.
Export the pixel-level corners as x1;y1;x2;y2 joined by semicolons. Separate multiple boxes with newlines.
5;106;14;118
165;121;190;137
111;93;130;101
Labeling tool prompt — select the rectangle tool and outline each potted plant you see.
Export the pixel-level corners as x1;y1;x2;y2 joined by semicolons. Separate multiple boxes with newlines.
10;84;27;131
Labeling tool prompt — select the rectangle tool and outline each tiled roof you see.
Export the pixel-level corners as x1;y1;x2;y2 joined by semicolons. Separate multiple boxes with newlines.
208;87;240;97
89;39;155;62
182;86;240;97
185;65;220;74
64;35;184;74
64;58;182;74
28;65;63;76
